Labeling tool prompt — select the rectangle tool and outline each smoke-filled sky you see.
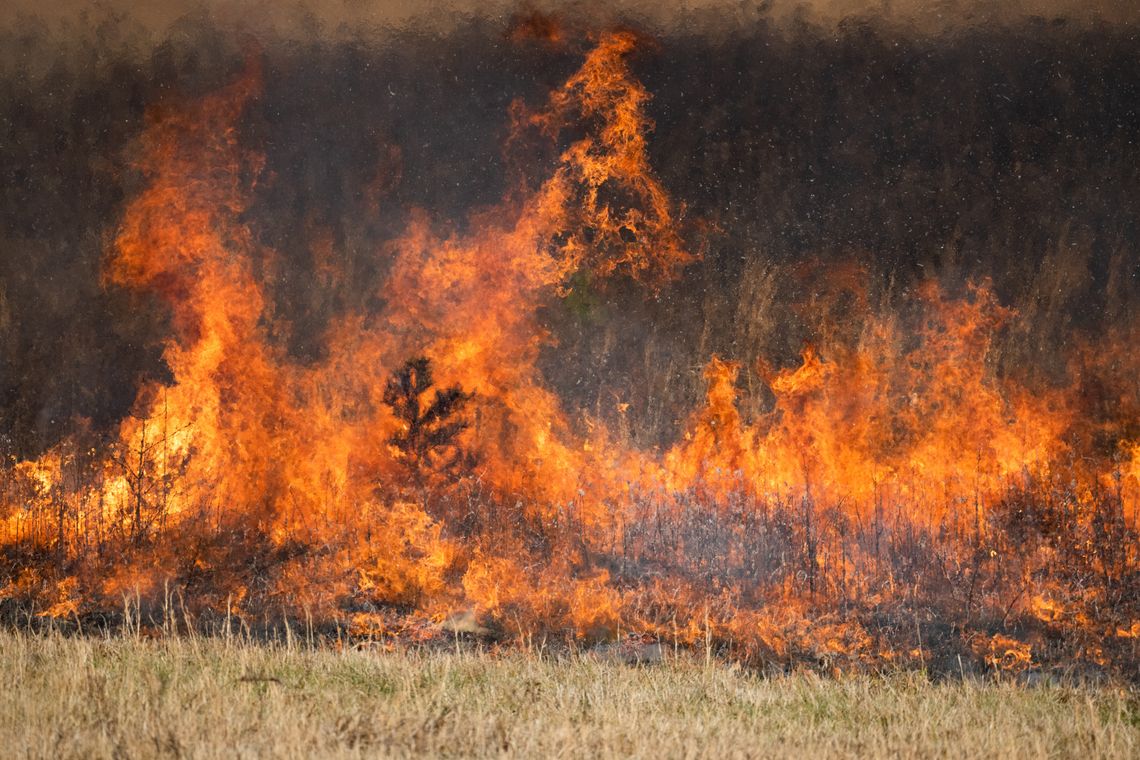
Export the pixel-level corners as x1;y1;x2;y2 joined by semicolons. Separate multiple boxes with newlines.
4;0;1139;39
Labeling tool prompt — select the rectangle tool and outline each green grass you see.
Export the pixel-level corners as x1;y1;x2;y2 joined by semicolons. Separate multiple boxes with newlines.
1;630;1137;759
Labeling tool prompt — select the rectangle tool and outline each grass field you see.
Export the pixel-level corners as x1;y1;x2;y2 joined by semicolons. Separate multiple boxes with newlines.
2;630;1137;759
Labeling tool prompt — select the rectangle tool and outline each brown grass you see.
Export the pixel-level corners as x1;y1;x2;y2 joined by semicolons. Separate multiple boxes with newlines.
2;630;1138;759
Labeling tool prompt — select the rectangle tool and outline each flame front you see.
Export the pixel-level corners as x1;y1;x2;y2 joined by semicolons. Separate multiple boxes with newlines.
1;30;1136;676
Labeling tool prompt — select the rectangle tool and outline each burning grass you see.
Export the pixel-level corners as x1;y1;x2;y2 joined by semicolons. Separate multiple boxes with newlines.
1;21;1139;682
2;628;1137;759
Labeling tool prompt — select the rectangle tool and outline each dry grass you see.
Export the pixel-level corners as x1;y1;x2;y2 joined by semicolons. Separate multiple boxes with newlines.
1;630;1137;759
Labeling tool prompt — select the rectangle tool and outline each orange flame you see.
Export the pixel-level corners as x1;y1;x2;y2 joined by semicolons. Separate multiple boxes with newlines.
1;31;1136;676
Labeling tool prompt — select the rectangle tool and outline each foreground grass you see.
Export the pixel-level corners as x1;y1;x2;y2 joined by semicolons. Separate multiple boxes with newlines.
2;631;1137;759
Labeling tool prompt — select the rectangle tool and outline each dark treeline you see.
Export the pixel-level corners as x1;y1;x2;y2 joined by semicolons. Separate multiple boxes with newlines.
2;9;1138;455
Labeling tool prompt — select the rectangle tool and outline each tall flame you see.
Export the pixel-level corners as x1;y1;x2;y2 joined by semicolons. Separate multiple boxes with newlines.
1;30;1136;676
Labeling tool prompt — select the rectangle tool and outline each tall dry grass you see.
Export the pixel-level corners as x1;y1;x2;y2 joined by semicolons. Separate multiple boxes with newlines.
2;629;1137;759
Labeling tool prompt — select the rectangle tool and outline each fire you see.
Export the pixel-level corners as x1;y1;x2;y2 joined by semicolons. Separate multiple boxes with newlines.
0;28;1136;678
667;280;1072;513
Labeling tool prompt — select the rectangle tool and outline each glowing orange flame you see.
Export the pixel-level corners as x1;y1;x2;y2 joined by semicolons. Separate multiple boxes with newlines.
0;31;1136;676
